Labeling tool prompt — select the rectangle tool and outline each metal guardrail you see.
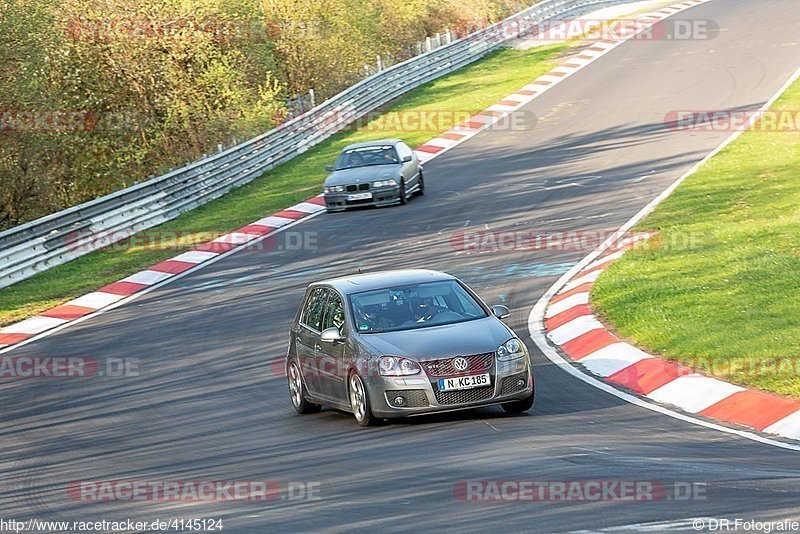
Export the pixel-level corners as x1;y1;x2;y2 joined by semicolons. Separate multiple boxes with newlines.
0;0;640;289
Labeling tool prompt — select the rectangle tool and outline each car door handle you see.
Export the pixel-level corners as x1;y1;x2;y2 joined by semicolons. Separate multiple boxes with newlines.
314;343;321;352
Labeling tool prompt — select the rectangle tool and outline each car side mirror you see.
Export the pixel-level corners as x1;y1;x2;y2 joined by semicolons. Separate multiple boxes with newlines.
491;305;510;319
324;164;335;172
320;327;344;343
401;155;412;163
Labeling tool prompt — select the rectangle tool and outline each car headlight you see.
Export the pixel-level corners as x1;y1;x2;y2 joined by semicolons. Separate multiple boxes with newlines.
378;356;420;376
372;179;397;188
496;338;525;361
324;185;345;193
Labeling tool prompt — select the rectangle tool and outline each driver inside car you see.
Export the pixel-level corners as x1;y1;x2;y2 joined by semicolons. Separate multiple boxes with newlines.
347;152;365;167
412;296;439;322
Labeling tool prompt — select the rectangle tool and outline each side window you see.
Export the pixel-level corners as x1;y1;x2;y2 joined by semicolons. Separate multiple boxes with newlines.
396;142;413;161
301;288;328;331
322;291;345;331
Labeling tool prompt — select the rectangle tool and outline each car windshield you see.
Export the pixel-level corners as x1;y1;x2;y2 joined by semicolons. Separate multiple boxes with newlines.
349;280;488;333
336;145;398;169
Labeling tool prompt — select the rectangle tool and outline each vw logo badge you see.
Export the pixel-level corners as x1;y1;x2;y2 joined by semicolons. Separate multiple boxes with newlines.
453;357;468;372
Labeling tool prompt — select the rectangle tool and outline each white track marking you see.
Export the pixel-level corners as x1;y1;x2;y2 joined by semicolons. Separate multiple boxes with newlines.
0;316;68;335
545;293;590;318
66;292;126;309
548;316;605;345
648;375;745;413
580;343;653;377
764;411;800;440
121;270;173;286
170;251;219;264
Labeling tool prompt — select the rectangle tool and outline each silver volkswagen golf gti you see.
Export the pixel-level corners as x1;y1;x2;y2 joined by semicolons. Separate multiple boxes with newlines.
285;269;534;426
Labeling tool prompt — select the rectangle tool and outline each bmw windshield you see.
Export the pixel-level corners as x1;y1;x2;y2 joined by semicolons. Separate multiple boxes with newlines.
349;280;488;333
335;145;399;170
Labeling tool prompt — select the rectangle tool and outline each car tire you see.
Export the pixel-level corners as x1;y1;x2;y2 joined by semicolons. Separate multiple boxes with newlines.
502;389;534;415
417;172;425;196
399;180;408;205
348;372;376;427
288;360;321;414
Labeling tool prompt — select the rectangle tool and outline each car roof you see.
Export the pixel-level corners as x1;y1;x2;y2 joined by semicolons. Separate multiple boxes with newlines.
340;139;403;151
313;269;456;294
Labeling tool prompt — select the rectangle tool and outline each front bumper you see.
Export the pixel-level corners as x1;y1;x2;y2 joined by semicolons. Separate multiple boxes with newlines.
365;356;533;419
324;186;401;211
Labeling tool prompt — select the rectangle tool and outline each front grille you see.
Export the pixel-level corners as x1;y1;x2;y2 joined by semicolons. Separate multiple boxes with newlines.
421;353;494;377
385;389;429;408
501;373;528;395
345;183;370;192
434;385;494;405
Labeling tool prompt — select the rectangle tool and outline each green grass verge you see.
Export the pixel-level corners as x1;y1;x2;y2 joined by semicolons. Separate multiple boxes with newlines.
0;43;569;327
592;78;800;398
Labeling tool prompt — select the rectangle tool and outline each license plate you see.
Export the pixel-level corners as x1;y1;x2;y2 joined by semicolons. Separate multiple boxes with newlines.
438;373;490;391
346;192;372;201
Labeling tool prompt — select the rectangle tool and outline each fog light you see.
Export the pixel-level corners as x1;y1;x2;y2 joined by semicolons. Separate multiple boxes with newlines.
517;377;527;388
393;396;406;406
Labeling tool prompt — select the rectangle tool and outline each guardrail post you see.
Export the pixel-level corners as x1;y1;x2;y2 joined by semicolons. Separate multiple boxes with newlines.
376;55;383;71
424;36;432;52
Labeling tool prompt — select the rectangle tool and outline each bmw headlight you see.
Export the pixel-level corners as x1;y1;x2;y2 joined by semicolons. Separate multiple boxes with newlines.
496;338;524;361
372;179;397;188
379;356;420;376
324;185;345;193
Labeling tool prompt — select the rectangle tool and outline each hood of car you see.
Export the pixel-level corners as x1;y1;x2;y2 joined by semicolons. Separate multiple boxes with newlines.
325;164;401;186
357;316;513;359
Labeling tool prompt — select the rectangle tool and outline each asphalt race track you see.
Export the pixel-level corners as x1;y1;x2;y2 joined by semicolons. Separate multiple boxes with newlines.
3;1;800;532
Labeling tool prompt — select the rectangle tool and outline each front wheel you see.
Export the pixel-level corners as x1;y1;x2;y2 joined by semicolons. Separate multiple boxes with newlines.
398;181;408;205
348;372;376;426
288;360;321;414
502;389;534;414
417;172;425;196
